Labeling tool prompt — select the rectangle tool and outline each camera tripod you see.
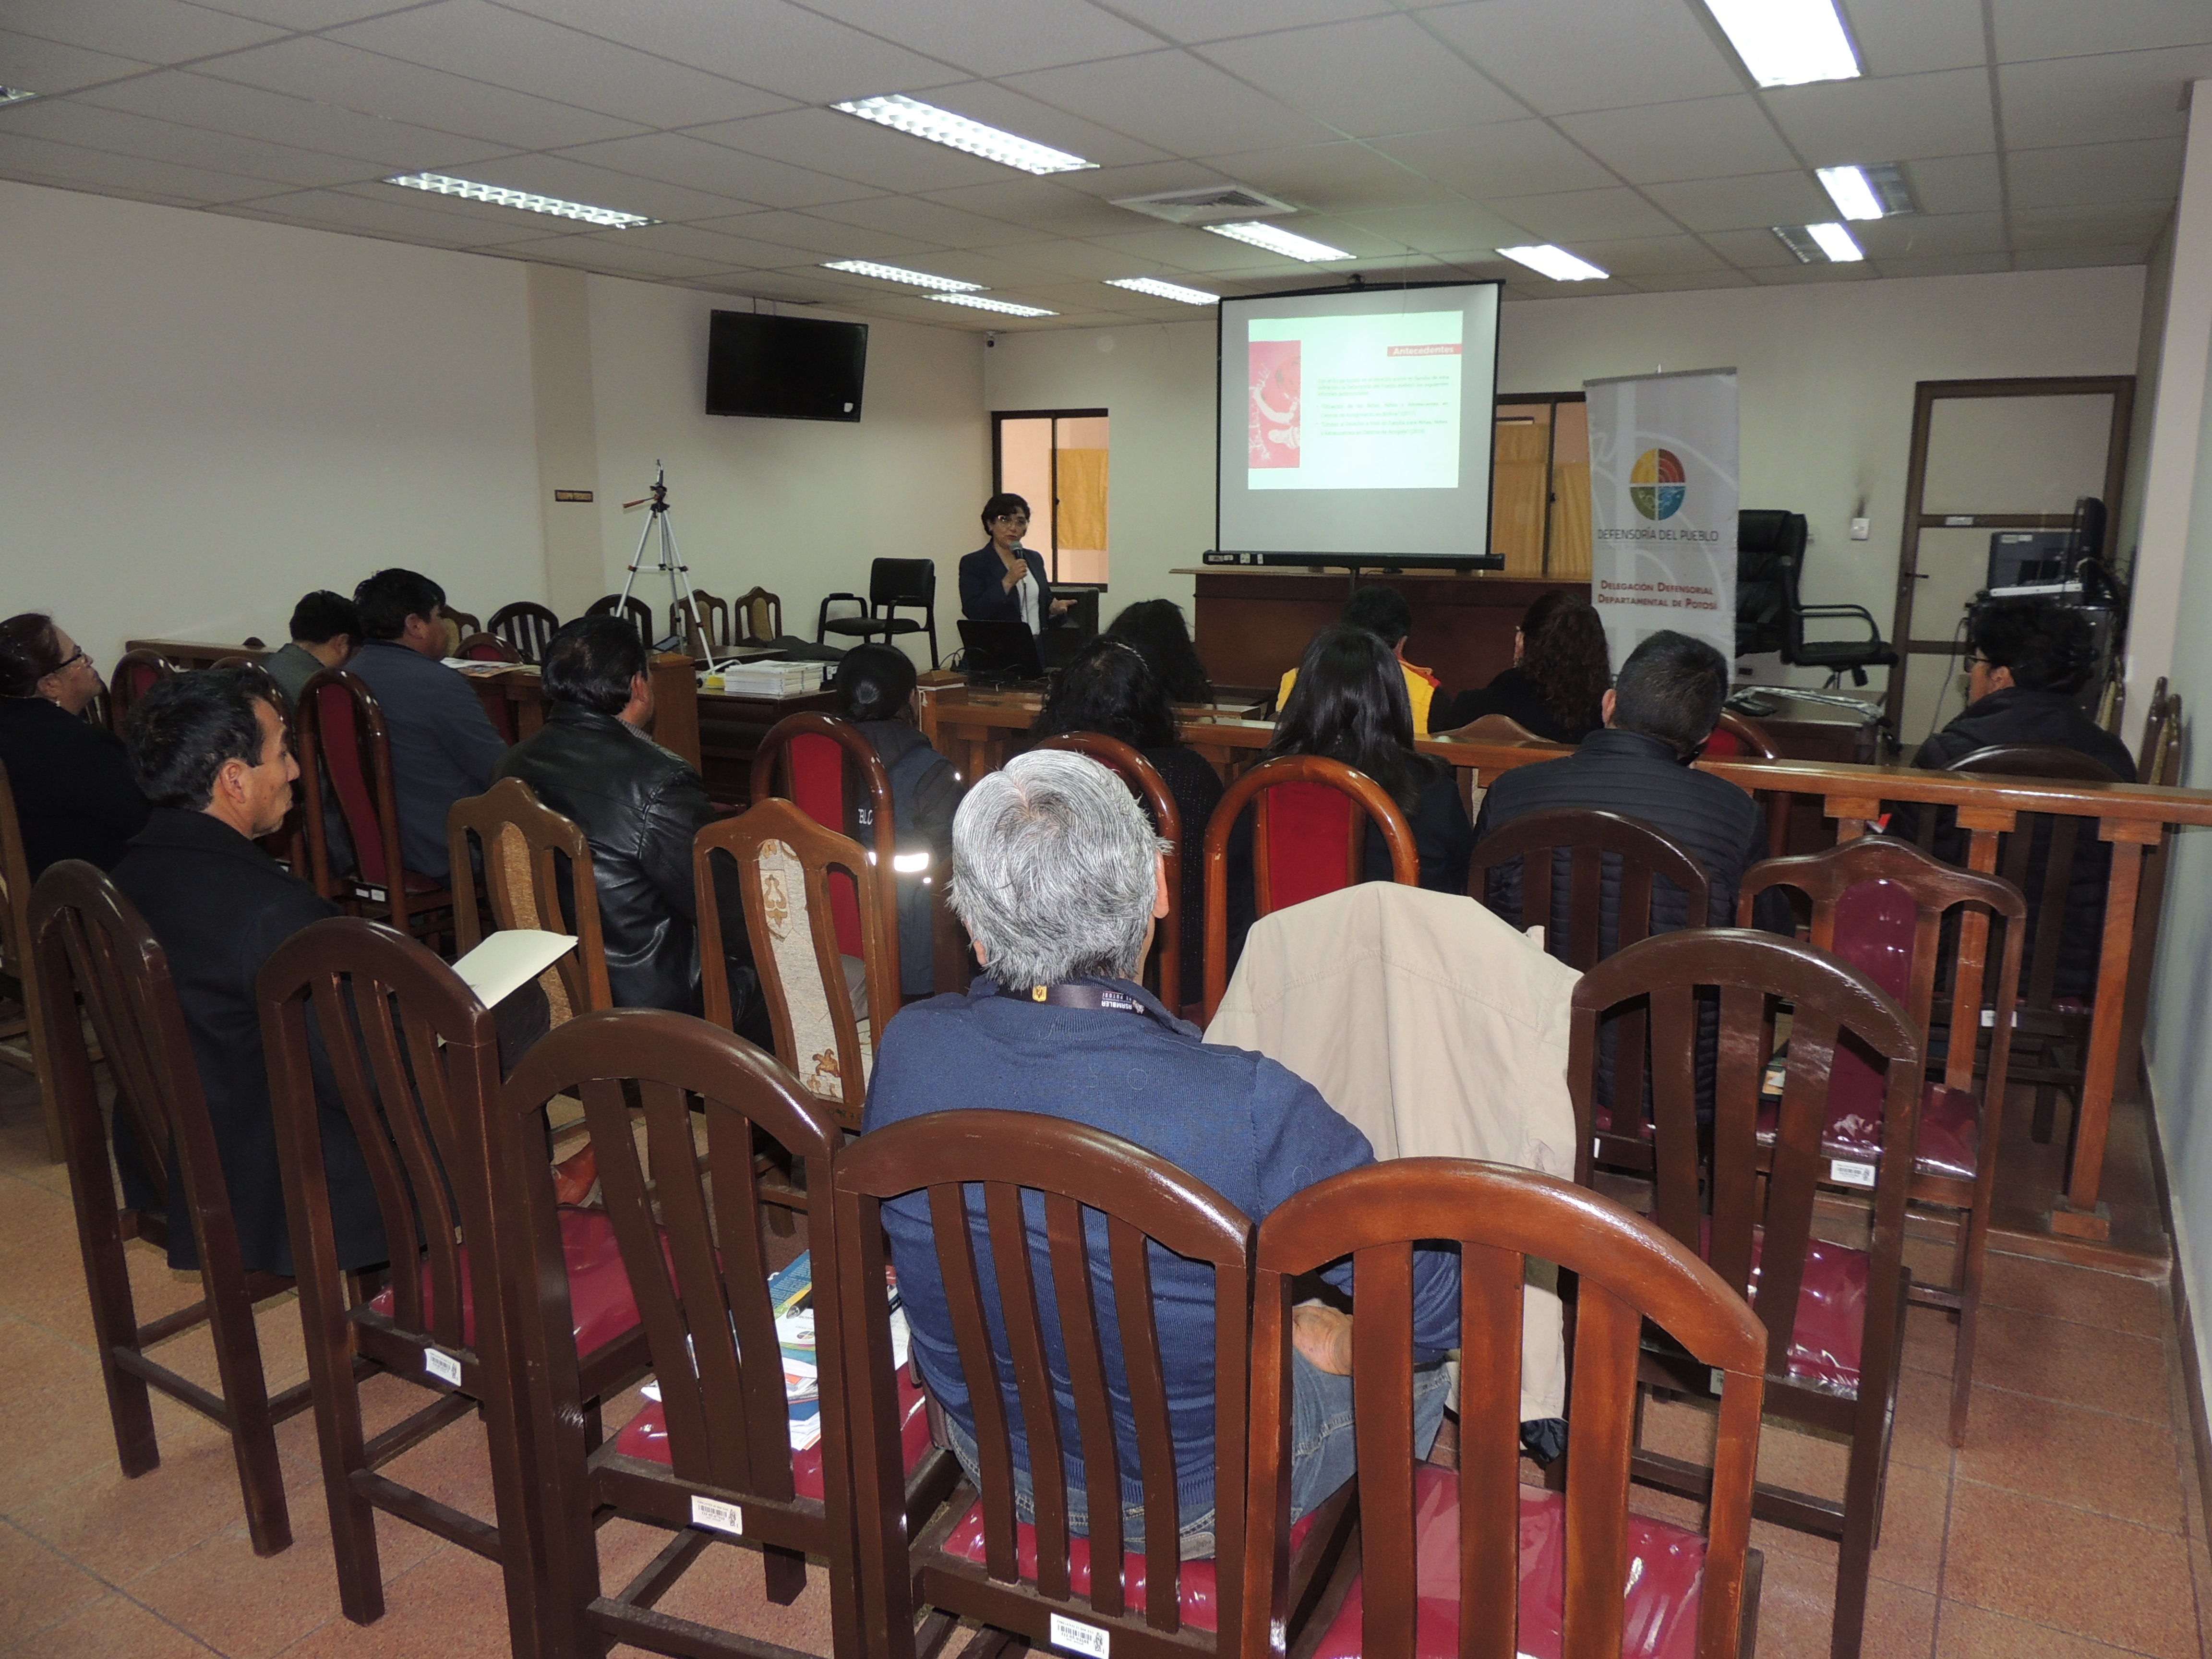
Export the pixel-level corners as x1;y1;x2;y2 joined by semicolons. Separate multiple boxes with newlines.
618;462;723;672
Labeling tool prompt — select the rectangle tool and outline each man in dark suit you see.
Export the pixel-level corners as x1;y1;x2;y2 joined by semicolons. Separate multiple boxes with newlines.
343;566;507;882
957;492;1076;633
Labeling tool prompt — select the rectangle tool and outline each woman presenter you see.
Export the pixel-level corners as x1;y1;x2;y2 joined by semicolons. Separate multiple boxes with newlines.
957;493;1075;633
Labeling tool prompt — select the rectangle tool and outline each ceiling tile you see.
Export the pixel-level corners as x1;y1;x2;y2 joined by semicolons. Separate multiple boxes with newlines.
0;28;154;95
806;192;1052;248
689;206;925;256
2007;137;2185;210
691;273;876;305
1477;185;1679;242
498;229;734;277
441;151;756;220
0;97;387;188
328;2;795;129
1370;120;1616;198
1189;141;1436;212
1418;0;1744;115
1868;252;2013;277
202;36;649;149
1641;170;1832;232
70;68;518;168
558;130;885;209
1904;152;2003;215
1748;262;1875;285
1762;67;1996;161
921;177;1149;237
1992;0;2212;62
1558;233;1730;276
0;128;280;202
1699;228;1804;268
1003;51;1338;156
685;107;1010;194
2008;201;2173;249
4;0;284;66
1843;0;1988;77
495;0;967;103
2012;243;2153;270
1338;200;1530;254
601;219;817;264
891;79;1171;168
1996;48;2212;147
1010;238;1204;280
1852;210;2008;257
1625;271;1758;293
1070;0;1389;48
1082;225;1310;274
1554;95;1800;185
191;0;433;27
1197;15;1527;138
221;181;559;243
793;0;1166;78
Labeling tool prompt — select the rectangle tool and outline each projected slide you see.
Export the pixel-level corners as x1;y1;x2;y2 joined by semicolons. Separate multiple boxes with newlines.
1217;281;1501;564
1246;311;1465;490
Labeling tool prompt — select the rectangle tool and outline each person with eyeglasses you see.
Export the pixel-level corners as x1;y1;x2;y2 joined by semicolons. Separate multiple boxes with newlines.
0;612;150;878
958;492;1078;634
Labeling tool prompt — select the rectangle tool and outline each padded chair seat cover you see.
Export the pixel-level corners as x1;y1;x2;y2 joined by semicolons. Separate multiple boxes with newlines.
1699;1218;1867;1395
937;1490;1324;1633
1753;1079;1978;1182
614;1366;933;1499
1310;1467;1709;1659
1264;782;1356;912
368;1205;643;1356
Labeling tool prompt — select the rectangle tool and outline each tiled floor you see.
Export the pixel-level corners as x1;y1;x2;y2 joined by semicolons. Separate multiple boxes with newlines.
2;1059;2208;1659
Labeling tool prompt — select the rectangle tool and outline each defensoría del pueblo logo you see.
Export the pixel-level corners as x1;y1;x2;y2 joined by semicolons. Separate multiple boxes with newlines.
1631;448;1687;520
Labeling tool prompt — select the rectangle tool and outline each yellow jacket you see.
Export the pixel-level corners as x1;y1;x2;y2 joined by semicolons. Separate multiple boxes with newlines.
1277;656;1439;733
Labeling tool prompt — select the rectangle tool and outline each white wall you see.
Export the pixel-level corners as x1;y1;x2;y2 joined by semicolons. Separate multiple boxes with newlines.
0;179;546;669
983;268;2145;726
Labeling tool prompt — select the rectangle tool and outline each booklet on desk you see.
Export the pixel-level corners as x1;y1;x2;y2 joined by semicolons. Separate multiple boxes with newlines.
451;929;576;1009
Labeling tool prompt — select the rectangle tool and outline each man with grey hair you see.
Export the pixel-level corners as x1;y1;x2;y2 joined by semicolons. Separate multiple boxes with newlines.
866;749;1457;1558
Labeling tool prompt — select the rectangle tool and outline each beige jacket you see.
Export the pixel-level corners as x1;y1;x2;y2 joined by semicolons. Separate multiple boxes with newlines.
1205;882;1580;1419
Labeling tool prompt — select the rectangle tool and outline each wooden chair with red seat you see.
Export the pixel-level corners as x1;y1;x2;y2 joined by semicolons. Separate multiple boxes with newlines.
0;759;69;1160
447;777;612;1025
1471;806;1713;1178
106;648;177;737
1035;731;1183;1009
1572;928;1921;1659
451;632;523;740
1703;708;1793;854
834;1107;1259;1659
487;600;560;666
31;860;310;1557
258;915;651;1655
1241;1160;1767;1659
295;667;453;939
1200;753;1419;1023
588;592;658;651
1739;835;2024;1445
506;1007;955;1659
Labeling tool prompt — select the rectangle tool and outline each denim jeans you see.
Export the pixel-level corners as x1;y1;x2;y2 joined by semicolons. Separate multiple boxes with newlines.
941;1354;1454;1561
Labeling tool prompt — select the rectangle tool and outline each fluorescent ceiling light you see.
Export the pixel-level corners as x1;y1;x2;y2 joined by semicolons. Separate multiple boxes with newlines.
823;259;982;293
1204;221;1350;262
930;293;1058;318
1498;244;1609;282
832;94;1095;175
385;171;654;228
1703;0;1860;87
1105;276;1219;305
1806;221;1864;262
1815;165;1884;221
0;85;37;105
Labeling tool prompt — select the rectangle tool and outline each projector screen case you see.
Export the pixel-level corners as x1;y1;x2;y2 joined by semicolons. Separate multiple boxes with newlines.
1215;281;1503;564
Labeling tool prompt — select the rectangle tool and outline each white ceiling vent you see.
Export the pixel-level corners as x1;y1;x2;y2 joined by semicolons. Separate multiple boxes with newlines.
1110;184;1296;225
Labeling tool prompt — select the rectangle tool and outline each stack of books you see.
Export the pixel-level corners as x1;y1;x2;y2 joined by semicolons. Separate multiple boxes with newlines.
710;660;826;697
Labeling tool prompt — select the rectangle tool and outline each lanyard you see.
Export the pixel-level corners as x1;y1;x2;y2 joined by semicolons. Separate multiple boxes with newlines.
1013;983;1151;1016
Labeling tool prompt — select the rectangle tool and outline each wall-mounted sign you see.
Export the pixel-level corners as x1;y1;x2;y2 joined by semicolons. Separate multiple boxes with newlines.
554;489;594;503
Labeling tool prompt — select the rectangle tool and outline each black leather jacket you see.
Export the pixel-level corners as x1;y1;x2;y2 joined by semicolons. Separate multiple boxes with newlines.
496;704;738;1014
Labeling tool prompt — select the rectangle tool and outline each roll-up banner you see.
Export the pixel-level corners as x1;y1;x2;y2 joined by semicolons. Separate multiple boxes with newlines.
1585;369;1739;669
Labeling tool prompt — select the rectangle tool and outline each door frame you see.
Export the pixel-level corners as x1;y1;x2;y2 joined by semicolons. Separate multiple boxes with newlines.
991;407;1110;584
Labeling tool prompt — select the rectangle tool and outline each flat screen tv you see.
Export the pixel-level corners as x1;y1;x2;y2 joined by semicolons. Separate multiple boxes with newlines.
705;310;868;422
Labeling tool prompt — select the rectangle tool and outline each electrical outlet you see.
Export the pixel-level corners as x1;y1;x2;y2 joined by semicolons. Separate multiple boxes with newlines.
1850;517;1871;540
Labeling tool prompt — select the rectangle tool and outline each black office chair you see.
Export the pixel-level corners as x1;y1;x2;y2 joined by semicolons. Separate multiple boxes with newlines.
1767;512;1900;687
1736;508;1794;657
815;558;939;667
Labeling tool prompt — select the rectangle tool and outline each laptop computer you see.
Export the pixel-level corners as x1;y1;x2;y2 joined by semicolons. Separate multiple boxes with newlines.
957;619;1048;685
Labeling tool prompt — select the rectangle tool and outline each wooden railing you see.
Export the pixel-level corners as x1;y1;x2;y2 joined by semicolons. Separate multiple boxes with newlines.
920;685;2212;1246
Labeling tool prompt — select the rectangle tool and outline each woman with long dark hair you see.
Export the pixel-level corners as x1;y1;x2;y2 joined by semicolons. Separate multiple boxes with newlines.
1225;626;1474;964
1035;636;1222;1006
1436;591;1610;743
1106;598;1212;705
0;612;150;876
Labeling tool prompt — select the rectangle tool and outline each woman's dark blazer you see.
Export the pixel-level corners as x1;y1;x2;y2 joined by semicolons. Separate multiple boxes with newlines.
959;545;1053;626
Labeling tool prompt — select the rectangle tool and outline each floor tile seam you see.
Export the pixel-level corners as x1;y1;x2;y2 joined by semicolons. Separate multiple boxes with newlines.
95;1583;234;1658
1967;1378;2176;1428
1934;1589;2187;1658
0;1514;113;1647
1950;1471;2190;1536
1929;1439;1957;1647
1977;1300;2173;1340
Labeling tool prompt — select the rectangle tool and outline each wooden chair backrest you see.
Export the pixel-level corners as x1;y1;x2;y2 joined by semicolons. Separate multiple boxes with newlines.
693;797;896;1131
1471;806;1713;967
1202;753;1419;1022
296;668;405;899
487;601;560;666
257;916;503;1358
673;592;732;653
1569;928;1922;1387
107;649;177;737
1939;743;2118;1008
731;586;782;644
210;656;291;716
1705;709;1780;759
1244;1161;1767;1659
1035;731;1183;1006
1432;711;1549;745
2141;684;2183;787
751;712;900;974
443;608;481;640
446;777;611;1022
832;1108;1254;1659
587;593;656;650
456;631;521;664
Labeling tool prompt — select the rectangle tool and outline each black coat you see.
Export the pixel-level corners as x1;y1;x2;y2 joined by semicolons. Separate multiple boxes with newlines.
1436;666;1601;745
1887;686;2137;999
108;808;385;1276
0;697;150;878
959;545;1053;626
1148;744;1225;1010
496;703;749;1015
848;720;965;998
